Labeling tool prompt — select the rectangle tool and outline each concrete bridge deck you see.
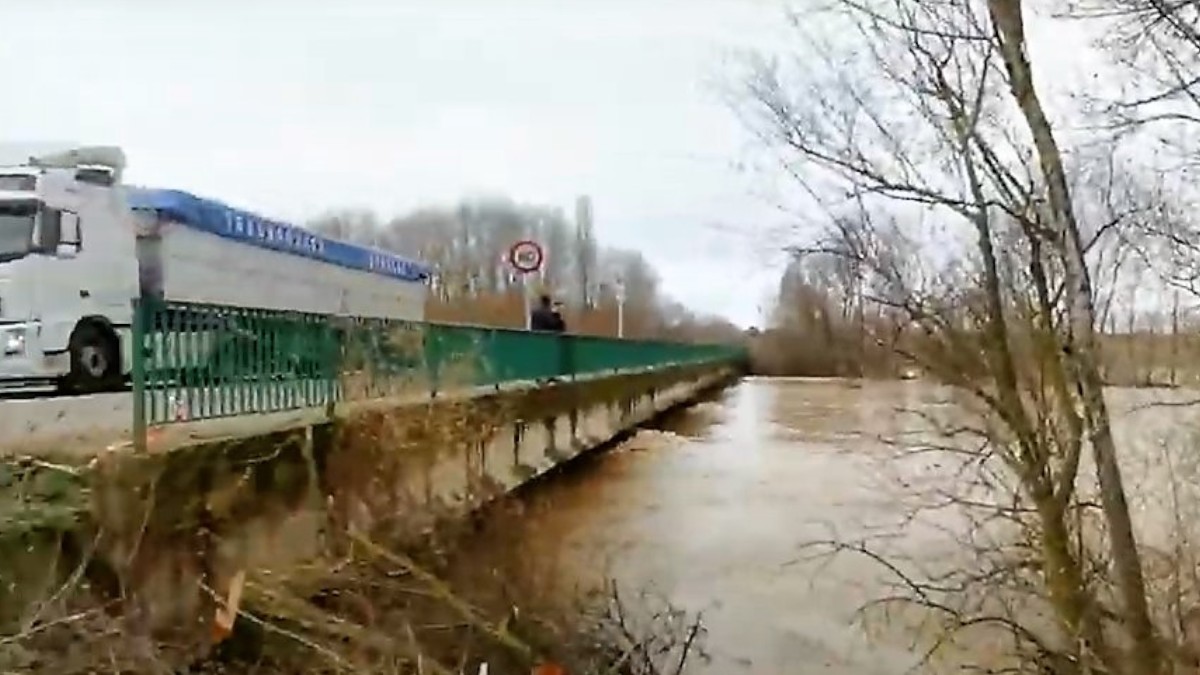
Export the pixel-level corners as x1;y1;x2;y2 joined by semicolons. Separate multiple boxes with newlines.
0;364;735;457
0;375;637;457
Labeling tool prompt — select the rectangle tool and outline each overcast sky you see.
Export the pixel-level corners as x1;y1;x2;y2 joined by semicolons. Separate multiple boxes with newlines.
2;0;803;327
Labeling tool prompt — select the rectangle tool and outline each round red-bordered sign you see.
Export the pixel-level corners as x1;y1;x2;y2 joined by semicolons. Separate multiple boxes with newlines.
508;239;544;274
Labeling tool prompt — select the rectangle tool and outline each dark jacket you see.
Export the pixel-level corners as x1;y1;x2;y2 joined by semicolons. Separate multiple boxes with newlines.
531;306;565;332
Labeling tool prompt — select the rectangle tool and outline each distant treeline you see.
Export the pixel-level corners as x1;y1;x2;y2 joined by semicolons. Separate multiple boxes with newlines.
307;196;744;344
755;256;1200;386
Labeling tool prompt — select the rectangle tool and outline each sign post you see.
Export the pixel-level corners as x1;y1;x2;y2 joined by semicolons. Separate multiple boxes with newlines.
614;278;626;339
508;240;545;329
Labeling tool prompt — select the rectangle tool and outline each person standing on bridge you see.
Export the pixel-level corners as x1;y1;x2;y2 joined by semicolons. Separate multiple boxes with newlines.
530;294;568;384
530;294;565;333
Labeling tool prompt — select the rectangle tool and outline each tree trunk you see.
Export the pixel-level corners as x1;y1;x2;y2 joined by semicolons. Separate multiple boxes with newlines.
1171;290;1180;386
1036;493;1115;669
987;1;1162;672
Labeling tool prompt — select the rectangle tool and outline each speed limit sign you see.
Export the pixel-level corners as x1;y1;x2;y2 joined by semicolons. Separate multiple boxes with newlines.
508;240;544;274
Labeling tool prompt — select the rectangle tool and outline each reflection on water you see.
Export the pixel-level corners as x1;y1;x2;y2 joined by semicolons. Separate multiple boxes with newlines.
460;378;1200;674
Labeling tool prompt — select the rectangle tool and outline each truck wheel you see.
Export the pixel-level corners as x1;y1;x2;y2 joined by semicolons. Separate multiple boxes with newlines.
67;323;120;394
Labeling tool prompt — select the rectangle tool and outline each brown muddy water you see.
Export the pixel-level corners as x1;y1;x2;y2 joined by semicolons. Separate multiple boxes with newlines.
455;377;1200;674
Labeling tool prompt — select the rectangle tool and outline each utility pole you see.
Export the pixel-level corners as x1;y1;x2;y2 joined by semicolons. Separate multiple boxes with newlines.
523;274;532;331
1171;289;1180;386
574;195;595;308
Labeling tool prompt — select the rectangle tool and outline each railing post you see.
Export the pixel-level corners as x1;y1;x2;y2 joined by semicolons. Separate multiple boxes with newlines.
131;298;148;453
323;316;339;419
425;323;440;397
486;328;501;390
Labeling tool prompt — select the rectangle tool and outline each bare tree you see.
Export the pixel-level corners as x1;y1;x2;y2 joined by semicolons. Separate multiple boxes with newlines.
737;0;1164;671
768;251;897;376
1071;0;1200;331
1071;0;1200;139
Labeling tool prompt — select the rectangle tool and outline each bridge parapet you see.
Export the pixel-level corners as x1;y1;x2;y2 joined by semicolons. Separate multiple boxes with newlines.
132;299;745;446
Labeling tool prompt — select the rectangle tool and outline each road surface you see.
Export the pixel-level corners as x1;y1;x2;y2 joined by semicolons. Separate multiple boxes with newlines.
0;391;329;459
0;392;132;453
0;377;534;458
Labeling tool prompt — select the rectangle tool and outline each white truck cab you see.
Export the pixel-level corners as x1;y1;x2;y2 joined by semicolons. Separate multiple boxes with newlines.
0;145;432;395
0;146;138;393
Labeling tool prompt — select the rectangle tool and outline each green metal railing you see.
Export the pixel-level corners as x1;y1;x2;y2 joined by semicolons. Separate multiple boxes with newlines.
131;299;744;433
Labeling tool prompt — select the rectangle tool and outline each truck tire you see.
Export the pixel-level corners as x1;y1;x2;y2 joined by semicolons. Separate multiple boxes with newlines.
67;322;120;394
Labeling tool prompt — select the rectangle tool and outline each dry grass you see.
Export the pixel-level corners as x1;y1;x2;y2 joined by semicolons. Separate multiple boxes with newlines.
0;497;707;675
191;522;706;675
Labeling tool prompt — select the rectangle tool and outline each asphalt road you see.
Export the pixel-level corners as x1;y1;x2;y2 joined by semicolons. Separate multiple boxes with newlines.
0;373;596;459
0;390;319;458
0;392;132;450
0;386;397;459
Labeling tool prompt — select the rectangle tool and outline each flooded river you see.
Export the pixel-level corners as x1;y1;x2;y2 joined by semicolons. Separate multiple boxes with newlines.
459;377;1200;674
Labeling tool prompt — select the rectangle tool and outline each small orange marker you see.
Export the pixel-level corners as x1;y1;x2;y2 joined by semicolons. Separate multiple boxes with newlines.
211;569;246;644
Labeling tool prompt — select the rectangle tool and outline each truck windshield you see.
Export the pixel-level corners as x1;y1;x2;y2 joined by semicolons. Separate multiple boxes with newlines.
0;202;35;263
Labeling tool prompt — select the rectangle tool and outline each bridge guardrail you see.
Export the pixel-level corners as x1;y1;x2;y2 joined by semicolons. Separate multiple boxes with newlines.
131;299;745;438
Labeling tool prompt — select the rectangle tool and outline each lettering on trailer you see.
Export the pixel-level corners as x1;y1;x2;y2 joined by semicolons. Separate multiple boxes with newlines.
367;252;418;276
225;210;324;254
127;188;432;282
226;211;325;255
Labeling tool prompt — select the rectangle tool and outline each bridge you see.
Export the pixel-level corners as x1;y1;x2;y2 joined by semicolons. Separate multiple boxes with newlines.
0;300;741;452
0;299;744;652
